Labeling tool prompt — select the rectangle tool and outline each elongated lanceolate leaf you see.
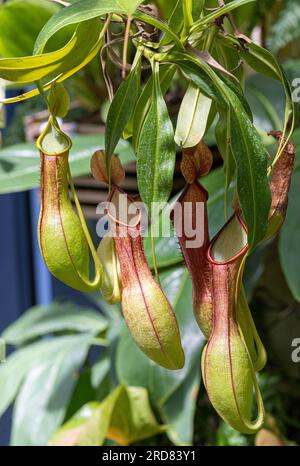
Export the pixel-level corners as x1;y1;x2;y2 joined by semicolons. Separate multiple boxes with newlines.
215;107;235;211
0;18;101;84
137;65;176;213
131;65;175;150
239;42;296;141
0;335;92;419
228;90;271;250
3;302;107;346
34;1;142;54
11;334;93;446
105;60;141;162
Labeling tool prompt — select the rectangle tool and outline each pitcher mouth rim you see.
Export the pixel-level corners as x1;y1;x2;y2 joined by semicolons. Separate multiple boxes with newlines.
36;117;72;156
207;211;248;266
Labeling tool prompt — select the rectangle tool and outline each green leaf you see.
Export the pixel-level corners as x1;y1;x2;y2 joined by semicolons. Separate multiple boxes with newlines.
48;82;70;118
0;335;92;418
0;343;38;418
218;72;253;120
279;166;300;302
182;0;193;36
11;334;93;446
215;41;245;83
160;354;200;445
50;386;164;446
192;0;204;20
245;75;285;132
213;72;252;197
48;402;98;446
190;0;257;32
0;0;60;58
137;64;176;213
0;18;102;84
174;58;221;102
203;167;234;237
215;107;235;211
158;268;202;446
238;42;296;139
116;267;203;405
91;357;110;390
105;60;140;162
2;302;107;346
132;64;175;151
167;0;184;36
239;42;284;82
228;90;271;250
156;15;185;44
65;369;98;420
34;0;143;54
0;134;134;194
117;0;142;15
144;212;182;270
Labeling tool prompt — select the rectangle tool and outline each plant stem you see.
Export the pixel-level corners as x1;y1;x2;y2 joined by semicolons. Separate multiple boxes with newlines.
122;16;132;80
134;11;185;50
35;80;49;108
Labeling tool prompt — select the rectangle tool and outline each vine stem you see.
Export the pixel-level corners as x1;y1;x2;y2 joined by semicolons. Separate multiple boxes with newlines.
35;80;49;107
134;11;185;50
122;16;132;80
